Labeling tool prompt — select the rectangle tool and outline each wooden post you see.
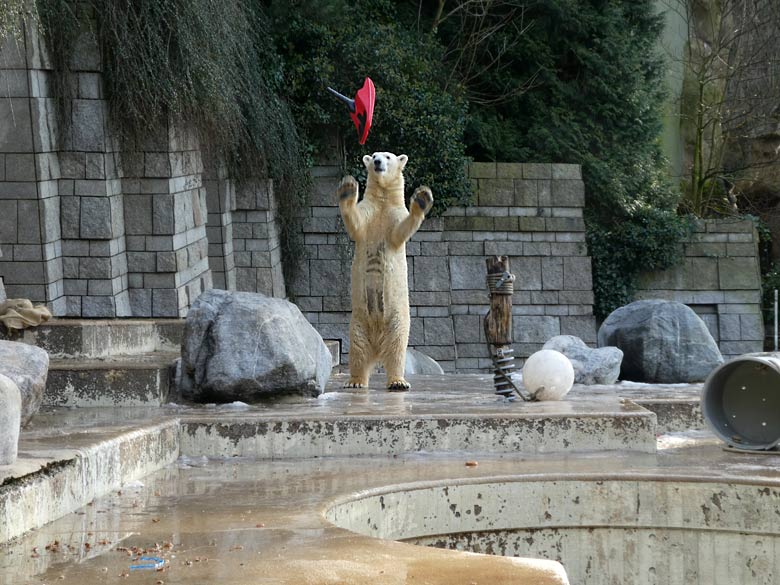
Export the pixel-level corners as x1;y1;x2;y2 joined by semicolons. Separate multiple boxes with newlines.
484;255;512;346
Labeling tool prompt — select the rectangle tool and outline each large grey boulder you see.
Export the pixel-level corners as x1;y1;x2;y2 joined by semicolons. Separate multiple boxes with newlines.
0;340;49;427
181;290;332;402
405;348;444;375
598;299;723;383
0;373;21;465
543;335;623;385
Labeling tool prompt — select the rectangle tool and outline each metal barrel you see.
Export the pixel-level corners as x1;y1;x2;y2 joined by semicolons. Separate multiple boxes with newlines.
701;353;780;450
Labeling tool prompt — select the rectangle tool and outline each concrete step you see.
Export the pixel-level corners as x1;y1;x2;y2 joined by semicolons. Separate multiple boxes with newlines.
45;351;179;407
2;318;184;358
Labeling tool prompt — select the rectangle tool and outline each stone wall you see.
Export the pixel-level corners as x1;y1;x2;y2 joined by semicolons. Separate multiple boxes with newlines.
0;25;285;317
636;218;763;359
292;163;597;372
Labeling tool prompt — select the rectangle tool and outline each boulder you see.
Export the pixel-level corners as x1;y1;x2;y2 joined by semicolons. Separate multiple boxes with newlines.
597;299;723;383
543;335;623;385
181;290;332;401
0;373;21;465
0;340;49;427
405;348;444;375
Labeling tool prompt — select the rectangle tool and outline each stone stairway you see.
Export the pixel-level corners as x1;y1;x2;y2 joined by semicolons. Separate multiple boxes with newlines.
3;320;341;407
6;320;184;407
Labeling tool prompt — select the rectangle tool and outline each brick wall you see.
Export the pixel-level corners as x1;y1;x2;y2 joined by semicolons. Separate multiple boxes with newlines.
636;218;764;359
291;162;597;372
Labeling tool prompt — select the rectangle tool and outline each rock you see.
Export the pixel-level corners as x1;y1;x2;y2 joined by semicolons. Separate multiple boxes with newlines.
0;340;49;427
0;373;21;465
598;299;723;383
180;289;332;402
405;348;444;375
543;335;623;385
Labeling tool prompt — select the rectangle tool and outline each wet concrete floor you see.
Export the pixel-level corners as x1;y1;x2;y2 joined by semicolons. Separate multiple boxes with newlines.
4;433;780;585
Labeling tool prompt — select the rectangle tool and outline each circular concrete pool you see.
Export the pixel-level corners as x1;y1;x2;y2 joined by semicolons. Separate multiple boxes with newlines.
326;475;780;585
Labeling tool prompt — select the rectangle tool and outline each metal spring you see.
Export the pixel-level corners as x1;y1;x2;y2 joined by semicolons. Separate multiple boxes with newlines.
491;346;528;400
486;271;515;295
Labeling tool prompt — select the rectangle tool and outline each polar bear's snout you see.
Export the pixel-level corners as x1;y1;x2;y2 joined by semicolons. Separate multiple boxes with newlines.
372;153;388;173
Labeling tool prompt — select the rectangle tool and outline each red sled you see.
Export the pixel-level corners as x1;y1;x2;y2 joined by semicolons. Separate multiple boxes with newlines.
327;77;375;145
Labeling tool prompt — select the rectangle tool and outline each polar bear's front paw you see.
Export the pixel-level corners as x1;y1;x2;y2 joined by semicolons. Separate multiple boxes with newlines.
344;377;367;389
387;378;411;392
337;175;359;203
412;186;433;215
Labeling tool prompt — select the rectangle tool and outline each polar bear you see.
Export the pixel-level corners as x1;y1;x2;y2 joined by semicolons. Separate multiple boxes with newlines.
337;152;433;390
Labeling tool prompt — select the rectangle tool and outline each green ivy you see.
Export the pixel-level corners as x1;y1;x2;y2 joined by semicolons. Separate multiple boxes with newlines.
587;210;694;320
35;0;310;289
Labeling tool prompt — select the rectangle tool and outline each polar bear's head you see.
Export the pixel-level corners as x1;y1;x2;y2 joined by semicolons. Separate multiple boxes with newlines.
363;152;408;189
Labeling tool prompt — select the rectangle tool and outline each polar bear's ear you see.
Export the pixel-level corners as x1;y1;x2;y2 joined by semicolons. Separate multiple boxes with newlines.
362;154;372;169
398;154;408;170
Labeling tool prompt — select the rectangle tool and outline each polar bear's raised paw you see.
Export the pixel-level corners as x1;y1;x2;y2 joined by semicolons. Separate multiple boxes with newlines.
412;186;433;215
337;175;359;202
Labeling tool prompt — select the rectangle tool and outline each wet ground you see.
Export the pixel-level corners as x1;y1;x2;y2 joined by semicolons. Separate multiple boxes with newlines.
0;374;753;585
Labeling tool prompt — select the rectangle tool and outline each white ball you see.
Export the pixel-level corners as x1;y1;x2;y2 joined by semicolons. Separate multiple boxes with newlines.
522;349;575;401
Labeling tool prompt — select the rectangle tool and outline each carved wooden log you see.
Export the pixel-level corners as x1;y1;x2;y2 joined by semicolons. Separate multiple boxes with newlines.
484;255;512;346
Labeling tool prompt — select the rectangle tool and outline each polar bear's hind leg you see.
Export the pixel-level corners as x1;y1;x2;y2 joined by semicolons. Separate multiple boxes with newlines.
345;318;373;388
382;318;410;391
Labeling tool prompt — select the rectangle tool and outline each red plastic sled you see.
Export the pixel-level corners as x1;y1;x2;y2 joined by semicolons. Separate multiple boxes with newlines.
327;77;375;145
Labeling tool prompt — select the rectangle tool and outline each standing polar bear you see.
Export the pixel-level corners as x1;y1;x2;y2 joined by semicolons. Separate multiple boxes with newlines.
337;152;433;390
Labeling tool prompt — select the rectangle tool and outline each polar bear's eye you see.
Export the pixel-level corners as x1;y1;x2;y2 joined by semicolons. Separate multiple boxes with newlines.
385;155;390;159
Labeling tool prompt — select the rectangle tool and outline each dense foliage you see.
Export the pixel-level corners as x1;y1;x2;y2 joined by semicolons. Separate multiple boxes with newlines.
35;0;310;286
425;0;688;318
267;0;473;212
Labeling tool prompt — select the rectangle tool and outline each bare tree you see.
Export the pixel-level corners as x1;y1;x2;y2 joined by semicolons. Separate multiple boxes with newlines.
418;0;538;105
663;0;780;216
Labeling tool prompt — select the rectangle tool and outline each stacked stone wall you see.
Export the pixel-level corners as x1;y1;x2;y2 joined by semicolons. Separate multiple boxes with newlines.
636;218;764;358
291;163;596;372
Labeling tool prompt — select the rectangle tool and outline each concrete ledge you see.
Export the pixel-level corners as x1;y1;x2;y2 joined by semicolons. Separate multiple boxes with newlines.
0;419;179;543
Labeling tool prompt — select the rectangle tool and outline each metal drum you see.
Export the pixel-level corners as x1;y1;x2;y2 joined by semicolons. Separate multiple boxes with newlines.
701;353;780;450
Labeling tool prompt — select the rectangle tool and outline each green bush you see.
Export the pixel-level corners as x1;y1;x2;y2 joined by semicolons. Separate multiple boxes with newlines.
268;0;473;212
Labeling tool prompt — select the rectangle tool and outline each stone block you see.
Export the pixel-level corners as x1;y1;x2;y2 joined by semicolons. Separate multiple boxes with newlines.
552;164;581;180
453;314;485;343
518;217;546;232
687;257;719;290
85;153;105;179
470;162;496;178
80;257;110;279
718;314;741;341
153;194;175;235
478;178;513;206
5;153;36;181
449;256;486;290
719;257;759;290
560;315;598;343
152;288;179;317
546;217;586;232
740;313;764;341
12;244;42;261
563;256;592;290
512;256;542;290
310;259;348;296
17;200;41;244
420;345;456;361
719;340;763;356
541;257;563;290
82;296;115;318
0;98;33;152
130;289;152;316
551;180;585;207
127;251;156;273
523;163;552;179
145;153;171;178
495;163;523;178
70;100;105;151
485;241;524;256
78;72;102;99
514;180;538;206
726;243;758;257
80;197;113;239
524;242;551;256
494;217;519;231
513;316;560;343
124;194;152;235
0;200;17;243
